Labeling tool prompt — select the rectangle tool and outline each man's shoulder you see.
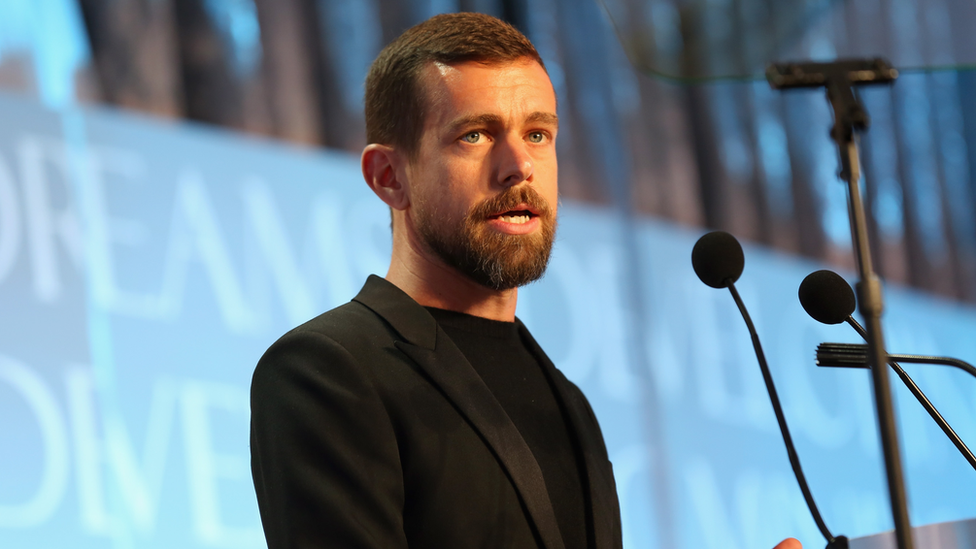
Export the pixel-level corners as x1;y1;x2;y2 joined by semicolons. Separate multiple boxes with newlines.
251;298;404;397
268;298;403;364
289;299;387;339
254;275;430;384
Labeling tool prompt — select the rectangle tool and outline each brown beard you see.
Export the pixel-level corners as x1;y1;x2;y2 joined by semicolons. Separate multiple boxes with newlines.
415;186;556;290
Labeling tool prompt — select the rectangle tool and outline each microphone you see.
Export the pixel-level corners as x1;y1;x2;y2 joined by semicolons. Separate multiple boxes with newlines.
691;230;744;288
799;273;976;380
692;232;847;549
798;270;855;325
799;270;976;471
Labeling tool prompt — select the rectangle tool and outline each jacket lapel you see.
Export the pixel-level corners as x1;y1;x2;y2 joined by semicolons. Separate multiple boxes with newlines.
353;276;567;549
518;322;622;549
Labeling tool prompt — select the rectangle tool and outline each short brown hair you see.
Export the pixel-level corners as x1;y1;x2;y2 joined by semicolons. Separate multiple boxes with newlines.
365;12;546;158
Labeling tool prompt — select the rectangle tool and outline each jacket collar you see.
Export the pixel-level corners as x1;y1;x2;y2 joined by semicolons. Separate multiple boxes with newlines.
352;275;437;349
352;275;567;549
518;325;621;549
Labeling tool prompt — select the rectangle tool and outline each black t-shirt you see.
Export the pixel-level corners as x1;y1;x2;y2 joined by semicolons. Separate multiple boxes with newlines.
426;307;591;549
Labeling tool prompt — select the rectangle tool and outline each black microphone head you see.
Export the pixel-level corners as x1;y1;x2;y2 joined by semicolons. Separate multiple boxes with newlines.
691;231;744;288
798;270;856;325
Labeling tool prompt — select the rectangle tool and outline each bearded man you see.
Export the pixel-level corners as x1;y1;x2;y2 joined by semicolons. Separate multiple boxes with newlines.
249;12;613;549
250;11;798;549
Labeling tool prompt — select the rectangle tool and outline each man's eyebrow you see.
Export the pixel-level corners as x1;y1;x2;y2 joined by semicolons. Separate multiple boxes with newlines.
525;111;559;127
448;114;503;132
446;112;559;133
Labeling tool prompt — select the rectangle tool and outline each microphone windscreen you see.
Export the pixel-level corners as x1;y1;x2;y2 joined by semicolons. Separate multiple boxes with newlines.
798;270;856;325
691;231;744;288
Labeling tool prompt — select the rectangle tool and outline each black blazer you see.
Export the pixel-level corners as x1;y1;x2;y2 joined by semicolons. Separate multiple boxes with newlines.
251;275;622;549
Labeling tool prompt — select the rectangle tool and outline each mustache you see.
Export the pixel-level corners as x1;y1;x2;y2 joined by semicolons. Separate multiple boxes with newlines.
470;186;554;220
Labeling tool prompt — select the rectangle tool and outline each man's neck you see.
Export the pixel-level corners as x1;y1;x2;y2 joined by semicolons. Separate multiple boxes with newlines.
384;231;519;322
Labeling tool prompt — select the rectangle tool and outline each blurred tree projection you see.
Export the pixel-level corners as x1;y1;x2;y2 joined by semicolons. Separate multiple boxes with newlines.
3;0;976;303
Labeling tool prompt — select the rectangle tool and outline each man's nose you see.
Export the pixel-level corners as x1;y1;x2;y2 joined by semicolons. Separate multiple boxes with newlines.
496;135;534;187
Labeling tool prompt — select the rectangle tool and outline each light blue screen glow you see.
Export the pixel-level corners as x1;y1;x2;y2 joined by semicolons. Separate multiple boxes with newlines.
1;92;974;549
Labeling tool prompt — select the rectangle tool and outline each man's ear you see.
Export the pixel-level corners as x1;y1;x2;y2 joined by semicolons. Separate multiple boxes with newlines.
362;144;409;210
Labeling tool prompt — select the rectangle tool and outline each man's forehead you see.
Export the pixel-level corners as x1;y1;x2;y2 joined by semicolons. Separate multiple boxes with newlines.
425;57;543;79
432;61;460;78
419;59;557;123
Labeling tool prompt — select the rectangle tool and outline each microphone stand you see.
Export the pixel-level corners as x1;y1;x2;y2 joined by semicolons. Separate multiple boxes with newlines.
768;60;913;549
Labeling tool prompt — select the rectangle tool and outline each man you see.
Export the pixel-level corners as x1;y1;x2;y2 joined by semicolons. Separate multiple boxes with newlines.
250;11;800;549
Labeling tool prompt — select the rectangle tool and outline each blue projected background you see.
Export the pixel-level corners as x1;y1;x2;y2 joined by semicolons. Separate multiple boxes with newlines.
2;91;976;549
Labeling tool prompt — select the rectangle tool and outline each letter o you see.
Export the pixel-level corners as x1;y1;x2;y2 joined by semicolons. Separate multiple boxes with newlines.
0;355;69;527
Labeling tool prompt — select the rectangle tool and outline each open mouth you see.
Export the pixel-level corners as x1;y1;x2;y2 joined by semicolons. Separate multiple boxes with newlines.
491;209;535;224
488;204;541;225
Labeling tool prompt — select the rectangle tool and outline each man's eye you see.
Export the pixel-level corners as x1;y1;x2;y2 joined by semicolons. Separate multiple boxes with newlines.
461;131;482;143
527;131;545;143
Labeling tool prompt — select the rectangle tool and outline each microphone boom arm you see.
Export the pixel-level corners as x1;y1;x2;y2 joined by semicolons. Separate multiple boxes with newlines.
727;281;845;547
